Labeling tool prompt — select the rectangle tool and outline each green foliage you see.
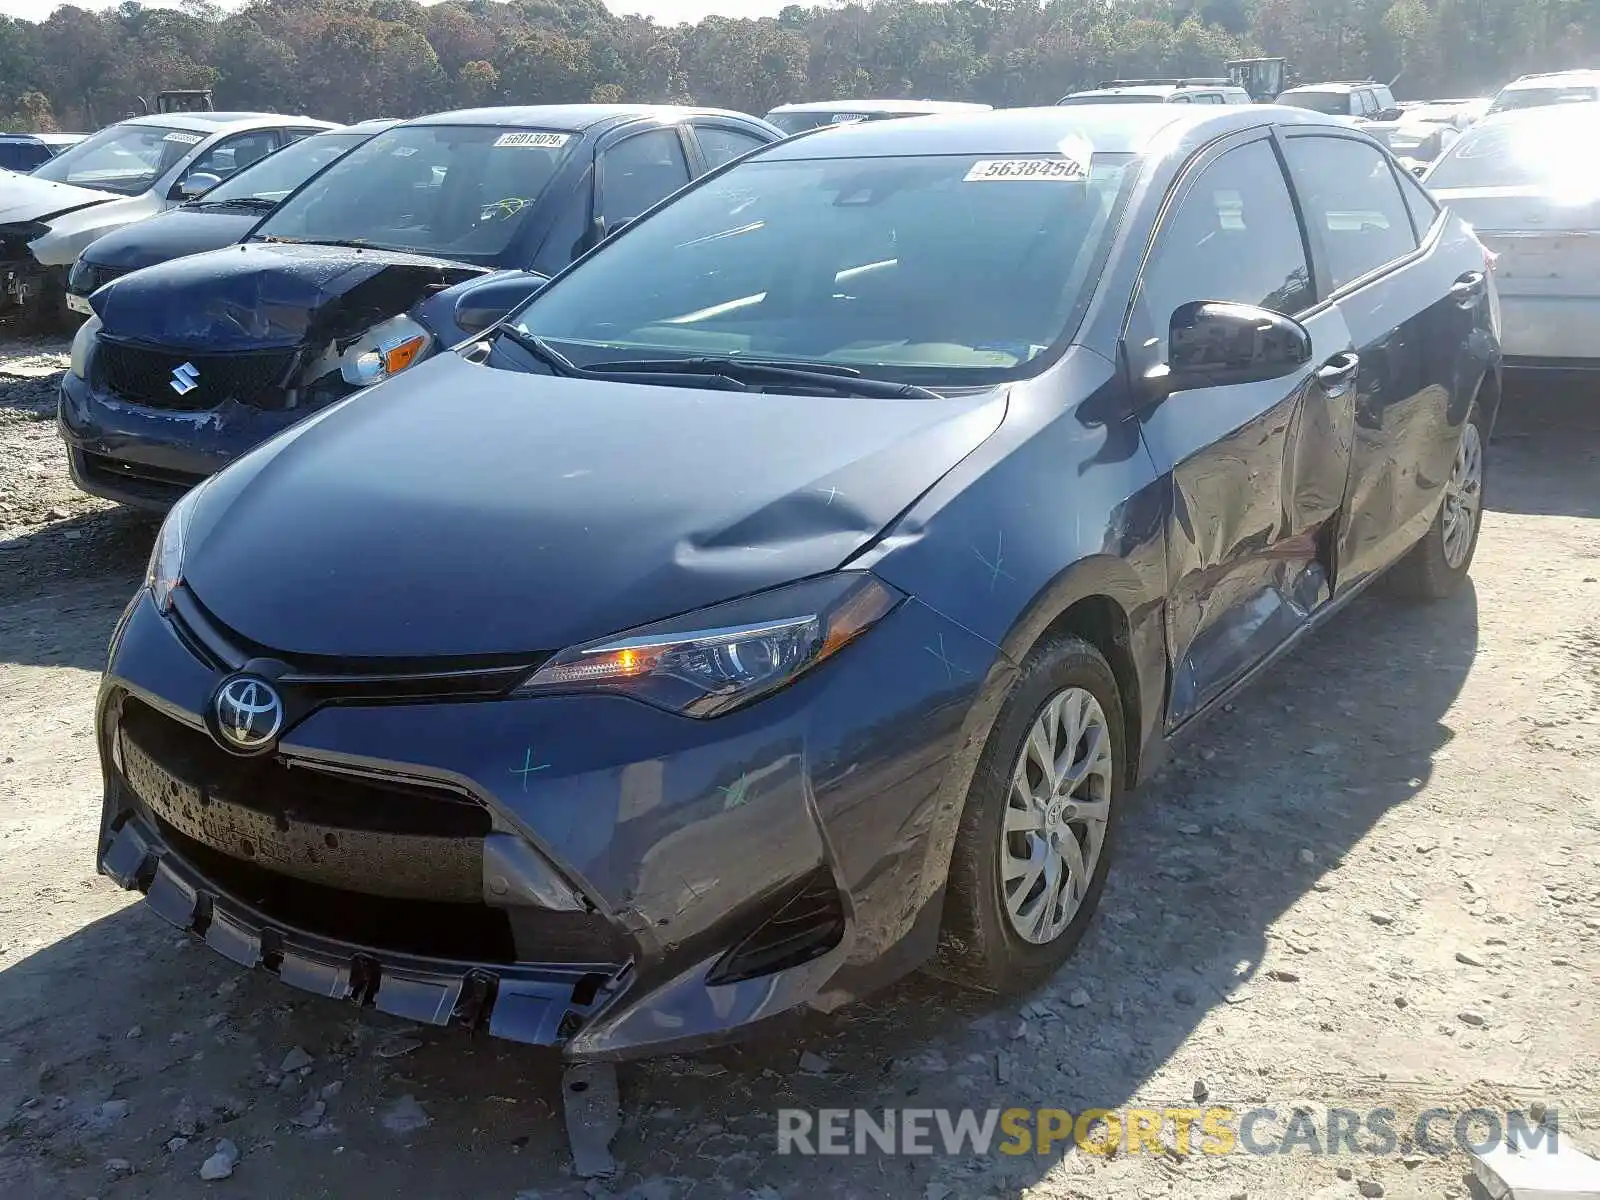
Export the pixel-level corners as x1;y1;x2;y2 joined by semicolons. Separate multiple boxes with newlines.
6;0;1600;131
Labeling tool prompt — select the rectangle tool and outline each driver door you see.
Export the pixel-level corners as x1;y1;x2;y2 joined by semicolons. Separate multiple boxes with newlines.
1128;132;1358;727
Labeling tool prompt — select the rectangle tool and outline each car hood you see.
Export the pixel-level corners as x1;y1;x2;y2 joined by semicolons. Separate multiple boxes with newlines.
79;207;260;275
182;353;1009;659
92;241;487;351
0;171;120;225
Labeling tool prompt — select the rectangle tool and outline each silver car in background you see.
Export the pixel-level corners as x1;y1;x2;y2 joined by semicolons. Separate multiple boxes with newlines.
1425;102;1600;371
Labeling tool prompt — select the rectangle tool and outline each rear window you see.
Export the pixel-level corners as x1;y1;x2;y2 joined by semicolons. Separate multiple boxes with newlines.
767;112;871;134
514;149;1137;388
1426;116;1600;190
1058;94;1166;106
1281;90;1350;115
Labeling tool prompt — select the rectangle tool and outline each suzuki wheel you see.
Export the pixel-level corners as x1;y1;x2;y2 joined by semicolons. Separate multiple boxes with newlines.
935;635;1124;992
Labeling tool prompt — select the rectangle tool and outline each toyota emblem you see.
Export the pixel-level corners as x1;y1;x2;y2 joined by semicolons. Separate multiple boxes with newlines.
211;675;284;753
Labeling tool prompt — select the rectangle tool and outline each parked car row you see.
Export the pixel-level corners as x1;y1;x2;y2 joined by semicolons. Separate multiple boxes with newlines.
87;100;1502;1064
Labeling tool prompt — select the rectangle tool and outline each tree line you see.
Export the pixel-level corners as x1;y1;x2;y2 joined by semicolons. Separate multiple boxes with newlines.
3;0;1598;132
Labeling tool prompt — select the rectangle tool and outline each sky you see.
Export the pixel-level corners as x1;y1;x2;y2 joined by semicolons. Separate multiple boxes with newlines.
0;0;793;21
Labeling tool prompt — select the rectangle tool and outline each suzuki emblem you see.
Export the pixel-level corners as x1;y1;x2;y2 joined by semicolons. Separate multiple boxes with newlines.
170;362;201;396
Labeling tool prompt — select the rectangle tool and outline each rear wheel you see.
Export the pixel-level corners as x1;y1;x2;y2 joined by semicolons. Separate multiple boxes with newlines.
1388;402;1485;600
934;636;1124;991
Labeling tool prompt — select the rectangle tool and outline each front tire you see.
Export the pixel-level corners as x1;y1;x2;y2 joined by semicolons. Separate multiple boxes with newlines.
1388;402;1485;600
934;636;1124;992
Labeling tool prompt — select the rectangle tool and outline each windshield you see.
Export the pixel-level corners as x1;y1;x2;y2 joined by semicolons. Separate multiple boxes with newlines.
32;123;202;195
197;130;368;206
511;150;1136;387
1427;113;1600;190
1488;85;1599;114
253;124;579;264
1280;90;1349;115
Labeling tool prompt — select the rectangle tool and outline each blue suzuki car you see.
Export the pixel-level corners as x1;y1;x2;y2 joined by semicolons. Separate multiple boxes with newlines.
60;105;782;509
96;105;1498;1061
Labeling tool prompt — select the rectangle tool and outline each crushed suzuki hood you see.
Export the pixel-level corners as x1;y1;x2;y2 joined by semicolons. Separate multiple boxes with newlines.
182;354;1008;659
0;172;120;225
92;241;486;351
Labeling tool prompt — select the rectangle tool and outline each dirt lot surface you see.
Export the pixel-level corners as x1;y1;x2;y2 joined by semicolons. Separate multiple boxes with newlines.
2;335;1598;1200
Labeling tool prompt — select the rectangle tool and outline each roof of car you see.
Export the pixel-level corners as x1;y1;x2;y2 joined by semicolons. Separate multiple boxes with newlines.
1282;82;1392;96
759;103;1350;160
119;112;335;134
1474;98;1600;130
1500;69;1600;90
408;104;772;131
1066;83;1244;99
766;99;993;115
336;119;402;134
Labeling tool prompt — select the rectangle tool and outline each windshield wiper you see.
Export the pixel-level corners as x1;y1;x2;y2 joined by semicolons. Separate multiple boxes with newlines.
496;325;584;376
194;196;280;211
581;356;941;399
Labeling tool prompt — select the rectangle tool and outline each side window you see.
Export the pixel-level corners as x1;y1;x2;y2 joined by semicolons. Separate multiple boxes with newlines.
1358;90;1380;117
188;131;279;181
693;125;770;170
1170;94;1192;104
1284;136;1418;290
1195;93;1222;105
1139;139;1313;355
282;128;324;145
1397;167;1440;240
532;174;593;275
599;129;692;229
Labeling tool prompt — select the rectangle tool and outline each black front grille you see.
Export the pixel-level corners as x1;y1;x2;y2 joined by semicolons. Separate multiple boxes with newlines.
67;258;126;297
96;341;295;411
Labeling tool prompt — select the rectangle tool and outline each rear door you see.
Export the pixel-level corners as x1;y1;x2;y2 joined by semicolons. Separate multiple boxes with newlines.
1130;132;1357;727
1281;130;1465;587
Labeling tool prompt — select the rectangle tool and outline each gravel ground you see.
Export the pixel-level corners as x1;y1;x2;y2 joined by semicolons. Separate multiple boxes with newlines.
2;337;1599;1200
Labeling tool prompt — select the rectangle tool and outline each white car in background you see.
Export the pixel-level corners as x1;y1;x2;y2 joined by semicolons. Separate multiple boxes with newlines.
1486;70;1600;116
1;110;333;329
1425;102;1600;371
763;99;992;134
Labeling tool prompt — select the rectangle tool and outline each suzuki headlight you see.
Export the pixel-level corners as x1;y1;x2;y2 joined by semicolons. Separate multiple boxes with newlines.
340;314;433;386
69;313;101;380
515;573;903;717
145;477;212;613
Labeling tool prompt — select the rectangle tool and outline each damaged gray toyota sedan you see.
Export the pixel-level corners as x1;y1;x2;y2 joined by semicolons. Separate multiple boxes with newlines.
95;104;1498;1062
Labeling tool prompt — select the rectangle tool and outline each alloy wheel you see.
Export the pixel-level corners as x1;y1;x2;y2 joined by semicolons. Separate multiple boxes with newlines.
1441;421;1484;570
999;686;1115;945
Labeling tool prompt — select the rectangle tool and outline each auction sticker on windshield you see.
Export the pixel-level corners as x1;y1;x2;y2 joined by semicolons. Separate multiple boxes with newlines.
964;158;1086;182
163;132;204;145
494;132;571;149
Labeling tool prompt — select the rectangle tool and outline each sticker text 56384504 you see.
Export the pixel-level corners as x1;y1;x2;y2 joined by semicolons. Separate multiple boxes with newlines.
964;158;1086;182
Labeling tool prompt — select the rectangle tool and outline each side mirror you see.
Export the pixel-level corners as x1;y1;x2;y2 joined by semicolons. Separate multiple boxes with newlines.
174;171;221;200
1145;301;1312;399
1377;106;1405;122
454;271;550;336
1410;163;1428;178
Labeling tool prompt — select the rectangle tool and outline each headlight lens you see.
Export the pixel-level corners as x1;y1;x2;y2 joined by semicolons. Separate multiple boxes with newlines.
145;478;211;613
339;314;432;386
515;572;904;717
69;313;101;380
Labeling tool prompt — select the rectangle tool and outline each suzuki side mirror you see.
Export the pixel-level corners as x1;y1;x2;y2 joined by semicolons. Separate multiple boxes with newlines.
1377;106;1405;122
454;272;550;337
175;171;222;200
1146;301;1312;399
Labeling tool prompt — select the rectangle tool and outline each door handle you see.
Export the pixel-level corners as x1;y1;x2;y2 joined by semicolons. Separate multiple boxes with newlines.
1450;270;1486;307
1316;352;1360;395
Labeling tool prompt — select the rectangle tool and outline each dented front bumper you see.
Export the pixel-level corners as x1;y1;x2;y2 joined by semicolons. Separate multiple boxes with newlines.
96;585;1002;1061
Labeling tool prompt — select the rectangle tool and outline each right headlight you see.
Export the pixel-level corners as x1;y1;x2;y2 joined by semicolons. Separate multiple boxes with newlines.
69;313;101;380
514;572;904;717
145;476;212;613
